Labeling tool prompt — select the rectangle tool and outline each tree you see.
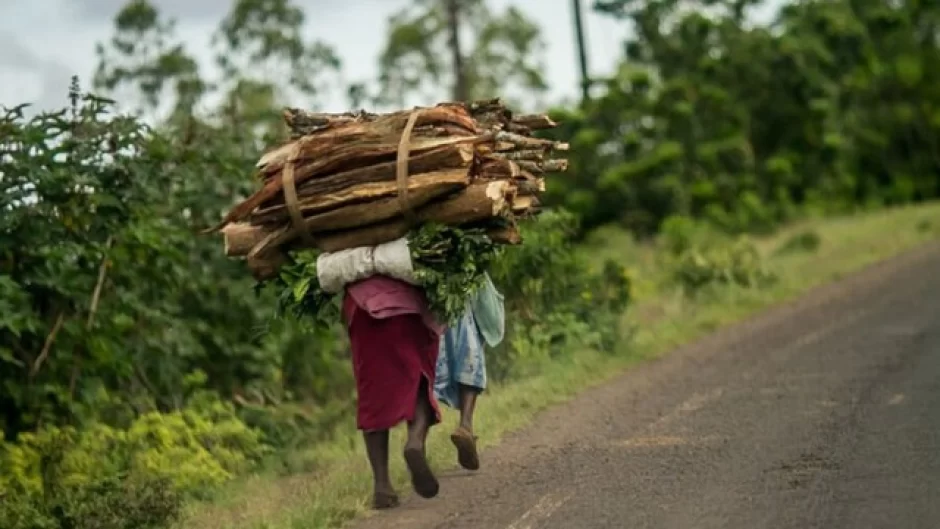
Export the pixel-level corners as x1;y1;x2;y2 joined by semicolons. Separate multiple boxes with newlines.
82;0;355;427
547;0;940;235
376;0;548;106
93;0;205;119
212;0;342;138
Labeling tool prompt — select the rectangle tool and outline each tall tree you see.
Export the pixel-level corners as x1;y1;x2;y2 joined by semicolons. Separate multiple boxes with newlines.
571;0;592;103
212;0;341;135
444;0;469;101
548;0;940;235
377;0;548;106
93;0;205;119
86;0;354;420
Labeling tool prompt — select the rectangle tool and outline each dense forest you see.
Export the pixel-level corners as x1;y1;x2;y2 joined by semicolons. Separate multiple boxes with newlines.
1;0;938;527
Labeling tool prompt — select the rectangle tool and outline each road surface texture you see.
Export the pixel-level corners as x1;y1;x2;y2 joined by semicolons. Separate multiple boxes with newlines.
353;243;940;529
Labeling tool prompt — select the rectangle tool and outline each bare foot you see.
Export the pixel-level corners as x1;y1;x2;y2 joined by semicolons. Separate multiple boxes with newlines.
403;442;439;499
450;426;480;471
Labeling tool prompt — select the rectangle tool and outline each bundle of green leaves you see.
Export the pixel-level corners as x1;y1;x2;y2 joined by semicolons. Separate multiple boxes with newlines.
271;223;499;326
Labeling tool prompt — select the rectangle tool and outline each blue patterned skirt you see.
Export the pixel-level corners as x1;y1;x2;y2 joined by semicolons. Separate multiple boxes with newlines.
434;308;487;408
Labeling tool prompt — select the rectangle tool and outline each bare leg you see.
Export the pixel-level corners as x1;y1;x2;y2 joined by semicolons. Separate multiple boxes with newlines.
457;383;479;432
404;378;439;498
363;430;398;509
451;383;482;470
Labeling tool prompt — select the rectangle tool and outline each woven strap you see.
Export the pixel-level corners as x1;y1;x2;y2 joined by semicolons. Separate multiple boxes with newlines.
282;142;317;247
396;109;423;226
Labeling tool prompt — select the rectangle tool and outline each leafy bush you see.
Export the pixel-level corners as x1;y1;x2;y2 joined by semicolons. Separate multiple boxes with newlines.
0;474;183;529
672;238;777;294
659;215;729;256
0;397;266;528
773;230;822;256
488;210;632;379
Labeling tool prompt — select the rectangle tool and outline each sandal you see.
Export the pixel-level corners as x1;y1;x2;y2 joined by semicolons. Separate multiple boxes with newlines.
372;490;400;509
403;444;440;498
450;426;480;471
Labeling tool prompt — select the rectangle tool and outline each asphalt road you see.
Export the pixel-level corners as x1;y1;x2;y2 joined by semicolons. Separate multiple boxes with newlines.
353;243;940;529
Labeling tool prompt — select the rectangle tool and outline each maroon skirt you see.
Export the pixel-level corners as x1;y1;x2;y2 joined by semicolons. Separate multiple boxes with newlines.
344;294;442;431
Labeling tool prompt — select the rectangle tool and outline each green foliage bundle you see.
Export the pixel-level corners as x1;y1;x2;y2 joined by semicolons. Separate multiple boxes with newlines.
408;223;501;321
275;223;499;326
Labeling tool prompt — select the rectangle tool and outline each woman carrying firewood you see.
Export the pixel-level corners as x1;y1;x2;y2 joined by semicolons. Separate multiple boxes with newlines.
435;273;505;471
342;274;444;509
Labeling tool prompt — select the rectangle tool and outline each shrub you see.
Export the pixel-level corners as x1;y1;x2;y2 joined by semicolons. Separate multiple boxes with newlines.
659;214;731;256
773;229;822;256
0;474;182;529
659;215;700;255
0;397;266;528
488;210;632;379
672;237;777;294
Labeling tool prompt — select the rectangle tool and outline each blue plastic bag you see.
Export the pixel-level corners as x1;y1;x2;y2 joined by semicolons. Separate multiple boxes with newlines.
470;273;505;347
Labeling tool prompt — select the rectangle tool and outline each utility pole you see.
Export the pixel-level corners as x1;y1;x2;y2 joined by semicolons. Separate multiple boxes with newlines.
571;0;591;104
445;0;470;102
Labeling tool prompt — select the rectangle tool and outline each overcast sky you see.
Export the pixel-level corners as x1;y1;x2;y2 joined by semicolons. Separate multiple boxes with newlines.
0;0;782;114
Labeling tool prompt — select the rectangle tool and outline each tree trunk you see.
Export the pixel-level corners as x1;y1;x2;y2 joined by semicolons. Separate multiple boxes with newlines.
445;0;470;102
571;0;591;104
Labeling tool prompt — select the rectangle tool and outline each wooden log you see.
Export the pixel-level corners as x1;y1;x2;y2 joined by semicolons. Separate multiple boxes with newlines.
291;143;473;199
516;160;542;174
476;158;520;179
272;174;468;233
512;114;558;130
486;224;522;245
283;101;558;139
493;130;568;151
284;101;495;136
312;223;410;255
213;100;563;236
208;134;487;232
515;159;568;175
249;168;471;225
226;180;517;263
494;149;546;162
282;107;377;137
311;179;516;253
222;222;267;257
512;195;540;213
541;159;569;172
256;133;482;178
516;177;545;196
413;179;515;227
258;106;480;172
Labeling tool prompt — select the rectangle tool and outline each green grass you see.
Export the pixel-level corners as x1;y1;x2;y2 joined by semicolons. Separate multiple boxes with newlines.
181;203;940;529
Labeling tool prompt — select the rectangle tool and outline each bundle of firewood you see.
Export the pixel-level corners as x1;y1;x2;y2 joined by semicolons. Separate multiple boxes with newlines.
211;98;568;280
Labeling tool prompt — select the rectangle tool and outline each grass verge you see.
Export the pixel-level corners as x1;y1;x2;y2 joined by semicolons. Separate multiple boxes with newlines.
182;203;940;529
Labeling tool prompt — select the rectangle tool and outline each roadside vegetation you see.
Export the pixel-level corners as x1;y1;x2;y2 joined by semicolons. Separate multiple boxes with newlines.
2;0;939;528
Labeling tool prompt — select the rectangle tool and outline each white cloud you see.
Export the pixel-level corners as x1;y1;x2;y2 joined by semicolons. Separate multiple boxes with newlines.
0;29;80;111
